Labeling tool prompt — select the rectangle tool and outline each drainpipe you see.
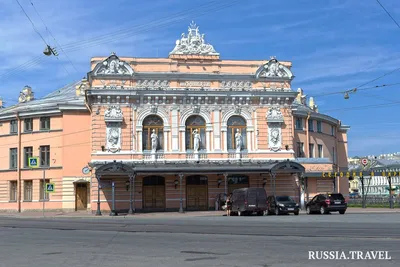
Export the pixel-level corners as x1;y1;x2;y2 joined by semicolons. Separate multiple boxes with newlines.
305;112;311;158
16;112;22;212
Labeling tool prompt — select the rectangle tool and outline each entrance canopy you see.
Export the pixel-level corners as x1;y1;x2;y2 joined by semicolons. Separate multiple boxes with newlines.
90;159;305;176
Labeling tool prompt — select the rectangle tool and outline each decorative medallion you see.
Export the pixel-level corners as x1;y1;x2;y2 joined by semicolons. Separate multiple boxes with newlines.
221;81;252;90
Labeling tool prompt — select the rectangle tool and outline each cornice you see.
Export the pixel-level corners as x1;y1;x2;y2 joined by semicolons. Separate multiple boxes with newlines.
293;109;339;125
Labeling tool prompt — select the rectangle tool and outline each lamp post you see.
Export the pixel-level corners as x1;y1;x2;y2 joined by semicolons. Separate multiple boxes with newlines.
387;175;394;209
179;173;184;213
95;173;102;216
128;174;135;214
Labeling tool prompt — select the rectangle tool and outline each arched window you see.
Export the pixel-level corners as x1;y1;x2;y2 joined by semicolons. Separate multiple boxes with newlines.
142;115;163;151
227;116;247;150
185;115;206;150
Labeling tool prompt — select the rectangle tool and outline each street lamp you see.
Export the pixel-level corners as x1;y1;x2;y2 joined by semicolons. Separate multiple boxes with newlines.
178;174;184;213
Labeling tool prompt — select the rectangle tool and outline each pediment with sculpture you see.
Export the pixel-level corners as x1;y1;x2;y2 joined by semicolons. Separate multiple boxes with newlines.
255;57;294;79
92;53;134;76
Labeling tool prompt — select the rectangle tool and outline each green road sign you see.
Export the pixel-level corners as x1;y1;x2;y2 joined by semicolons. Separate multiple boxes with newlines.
28;157;39;168
46;183;55;193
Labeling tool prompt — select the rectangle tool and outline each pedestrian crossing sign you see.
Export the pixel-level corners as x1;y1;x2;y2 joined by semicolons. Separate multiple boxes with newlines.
28;157;39;168
46;183;55;193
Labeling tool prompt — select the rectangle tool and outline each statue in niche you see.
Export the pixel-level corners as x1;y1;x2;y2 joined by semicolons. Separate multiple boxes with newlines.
235;129;242;152
108;128;119;146
151;129;158;152
193;129;201;152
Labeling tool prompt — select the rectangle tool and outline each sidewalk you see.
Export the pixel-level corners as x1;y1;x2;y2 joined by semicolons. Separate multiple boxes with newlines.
0;210;226;219
0;207;399;219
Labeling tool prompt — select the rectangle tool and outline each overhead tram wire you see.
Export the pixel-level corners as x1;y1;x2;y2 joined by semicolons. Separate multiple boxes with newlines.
29;0;79;74
376;0;400;30
60;1;241;53
14;0;48;46
0;0;241;80
310;82;400;97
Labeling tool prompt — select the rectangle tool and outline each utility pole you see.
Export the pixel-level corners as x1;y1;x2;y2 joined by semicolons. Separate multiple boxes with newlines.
42;167;46;217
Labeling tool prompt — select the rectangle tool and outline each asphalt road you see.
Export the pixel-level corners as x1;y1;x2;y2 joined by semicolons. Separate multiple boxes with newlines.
0;213;399;267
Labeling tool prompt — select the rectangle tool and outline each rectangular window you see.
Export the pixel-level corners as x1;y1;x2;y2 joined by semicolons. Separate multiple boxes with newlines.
296;142;304;157
317;121;322;133
331;125;335;136
318;144;323;158
10;120;18;134
309;143;314;158
40;179;50;201
40;117;50;130
295;118;303;130
10;181;17;201
308;119;314;132
24;118;33;132
332;147;336;163
23;147;33;168
9;148;18;169
24;180;33;201
40;145;50;166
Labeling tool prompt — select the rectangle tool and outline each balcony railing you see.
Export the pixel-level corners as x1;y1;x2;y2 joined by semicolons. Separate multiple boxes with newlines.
142;152;165;160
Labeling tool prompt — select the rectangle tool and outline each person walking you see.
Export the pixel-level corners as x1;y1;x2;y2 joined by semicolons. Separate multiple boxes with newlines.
226;193;232;216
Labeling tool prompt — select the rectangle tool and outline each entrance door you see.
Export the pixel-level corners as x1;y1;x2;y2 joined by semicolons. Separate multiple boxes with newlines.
75;183;88;210
142;176;165;211
186;175;208;211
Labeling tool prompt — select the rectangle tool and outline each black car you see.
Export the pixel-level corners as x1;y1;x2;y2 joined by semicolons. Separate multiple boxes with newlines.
267;195;299;215
306;193;347;215
230;188;267;216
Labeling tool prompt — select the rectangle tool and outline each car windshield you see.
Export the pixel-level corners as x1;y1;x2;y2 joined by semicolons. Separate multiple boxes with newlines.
276;196;294;202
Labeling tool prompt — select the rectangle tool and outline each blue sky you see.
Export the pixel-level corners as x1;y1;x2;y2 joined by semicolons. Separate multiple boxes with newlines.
0;0;399;157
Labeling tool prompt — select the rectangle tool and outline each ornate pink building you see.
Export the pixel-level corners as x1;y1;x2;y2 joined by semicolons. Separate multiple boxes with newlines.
0;22;350;214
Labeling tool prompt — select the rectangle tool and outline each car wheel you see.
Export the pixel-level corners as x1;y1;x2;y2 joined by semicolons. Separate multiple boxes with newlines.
294;211;299;216
306;206;311;215
275;207;279;215
257;211;264;216
339;210;345;215
320;206;327;214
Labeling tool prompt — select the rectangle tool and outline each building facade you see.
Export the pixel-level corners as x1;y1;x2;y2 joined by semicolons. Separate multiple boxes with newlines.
348;155;400;197
0;22;350;213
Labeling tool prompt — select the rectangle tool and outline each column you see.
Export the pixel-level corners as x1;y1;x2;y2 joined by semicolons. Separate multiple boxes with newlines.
172;108;179;151
213;110;221;151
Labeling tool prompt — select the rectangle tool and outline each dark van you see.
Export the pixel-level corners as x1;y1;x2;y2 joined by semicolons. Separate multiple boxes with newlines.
230;188;267;216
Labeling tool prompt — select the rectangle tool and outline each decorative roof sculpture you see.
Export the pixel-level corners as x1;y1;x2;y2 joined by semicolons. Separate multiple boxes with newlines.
169;21;219;56
18;85;34;103
92;53;134;76
255;56;294;79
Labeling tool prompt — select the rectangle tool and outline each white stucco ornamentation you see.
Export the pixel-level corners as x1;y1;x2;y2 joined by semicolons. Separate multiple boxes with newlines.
104;105;123;153
169;21;219;56
93;53;134;76
104;105;123;122
255;57;294;79
267;106;284;152
106;123;122;153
